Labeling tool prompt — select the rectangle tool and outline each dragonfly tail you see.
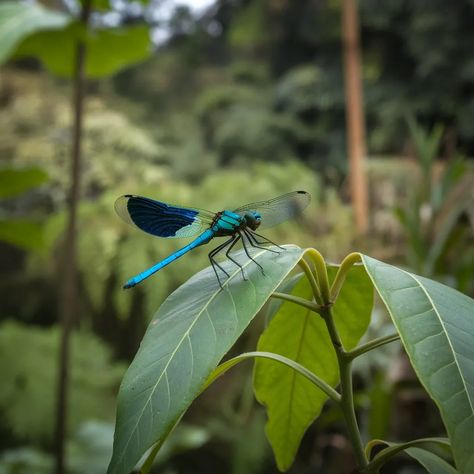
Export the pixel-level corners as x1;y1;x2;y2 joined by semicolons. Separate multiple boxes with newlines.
123;230;214;289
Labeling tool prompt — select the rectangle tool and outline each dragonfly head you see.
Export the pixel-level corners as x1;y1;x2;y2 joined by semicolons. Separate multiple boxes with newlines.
244;211;262;231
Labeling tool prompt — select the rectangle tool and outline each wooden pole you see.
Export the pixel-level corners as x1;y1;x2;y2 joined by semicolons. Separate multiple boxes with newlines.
342;0;369;235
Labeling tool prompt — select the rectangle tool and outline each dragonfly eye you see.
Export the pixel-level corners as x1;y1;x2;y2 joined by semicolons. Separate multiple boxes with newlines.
244;211;261;230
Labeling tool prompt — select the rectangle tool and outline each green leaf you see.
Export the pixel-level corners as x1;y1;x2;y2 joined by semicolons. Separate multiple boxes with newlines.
366;438;455;473
15;23;151;79
406;447;458;474
108;246;304;474
0;167;49;199
253;262;373;471
0;1;71;64
361;255;474;474
0;219;44;252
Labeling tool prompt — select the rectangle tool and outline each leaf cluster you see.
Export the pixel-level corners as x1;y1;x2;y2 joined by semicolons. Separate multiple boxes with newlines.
107;248;473;474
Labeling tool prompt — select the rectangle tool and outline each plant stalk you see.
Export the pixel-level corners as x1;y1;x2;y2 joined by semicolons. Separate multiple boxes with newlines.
54;3;91;473
271;291;322;313
345;333;400;360
321;305;368;469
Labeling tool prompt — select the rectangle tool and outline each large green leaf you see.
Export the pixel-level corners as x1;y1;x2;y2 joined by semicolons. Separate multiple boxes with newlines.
0;167;48;199
14;23;151;78
253;263;373;471
0;1;71;64
108;246;304;474
362;255;474;474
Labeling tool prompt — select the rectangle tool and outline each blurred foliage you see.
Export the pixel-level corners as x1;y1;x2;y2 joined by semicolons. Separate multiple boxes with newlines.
0;420;209;474
395;118;474;294
0;166;49;252
0;321;124;442
0;167;48;199
0;70;162;205
107;0;474;183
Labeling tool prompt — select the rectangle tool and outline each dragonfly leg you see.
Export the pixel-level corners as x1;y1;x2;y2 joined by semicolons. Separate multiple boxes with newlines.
240;231;265;275
209;237;233;288
225;234;247;280
245;230;280;254
249;230;285;251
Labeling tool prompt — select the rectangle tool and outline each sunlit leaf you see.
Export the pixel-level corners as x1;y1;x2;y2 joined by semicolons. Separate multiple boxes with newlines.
253;262;373;470
108;246;304;474
362;255;474;473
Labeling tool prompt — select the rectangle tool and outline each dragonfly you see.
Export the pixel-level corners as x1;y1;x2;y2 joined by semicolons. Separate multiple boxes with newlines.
115;190;310;289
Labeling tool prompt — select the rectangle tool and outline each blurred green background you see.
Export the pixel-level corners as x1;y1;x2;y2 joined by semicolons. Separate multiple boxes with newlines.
0;0;473;473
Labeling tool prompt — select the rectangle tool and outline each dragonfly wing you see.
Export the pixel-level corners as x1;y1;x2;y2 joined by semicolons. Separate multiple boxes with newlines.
234;190;310;229
115;195;215;238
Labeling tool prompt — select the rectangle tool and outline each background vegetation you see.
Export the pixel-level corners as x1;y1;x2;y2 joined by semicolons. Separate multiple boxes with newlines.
0;0;473;472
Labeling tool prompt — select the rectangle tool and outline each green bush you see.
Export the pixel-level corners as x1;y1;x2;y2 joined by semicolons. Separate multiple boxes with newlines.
0;321;124;442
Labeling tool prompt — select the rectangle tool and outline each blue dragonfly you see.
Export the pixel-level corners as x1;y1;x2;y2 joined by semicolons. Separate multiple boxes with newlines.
115;190;310;289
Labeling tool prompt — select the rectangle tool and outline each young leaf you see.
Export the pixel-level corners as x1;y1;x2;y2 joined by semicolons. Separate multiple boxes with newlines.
366;438;455;474
253;262;373;471
362;255;474;474
108;246;304;474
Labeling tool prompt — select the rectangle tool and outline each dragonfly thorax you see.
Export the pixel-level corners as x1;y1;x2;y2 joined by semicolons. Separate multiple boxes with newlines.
211;209;261;236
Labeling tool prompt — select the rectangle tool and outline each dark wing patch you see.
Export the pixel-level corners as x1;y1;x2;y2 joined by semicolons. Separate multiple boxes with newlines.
115;195;213;238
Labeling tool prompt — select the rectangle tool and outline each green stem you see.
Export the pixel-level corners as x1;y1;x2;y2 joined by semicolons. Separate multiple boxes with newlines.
271;292;322;313
330;252;361;301
321;306;368;469
203;351;341;402
345;333;400;360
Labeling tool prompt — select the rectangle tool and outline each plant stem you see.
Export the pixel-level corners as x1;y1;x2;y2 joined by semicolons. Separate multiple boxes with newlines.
54;2;90;473
321;305;368;469
345;333;400;360
271;292;322;313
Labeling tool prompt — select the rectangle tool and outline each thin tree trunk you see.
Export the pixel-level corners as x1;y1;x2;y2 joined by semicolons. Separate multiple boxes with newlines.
342;0;369;235
54;3;91;473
